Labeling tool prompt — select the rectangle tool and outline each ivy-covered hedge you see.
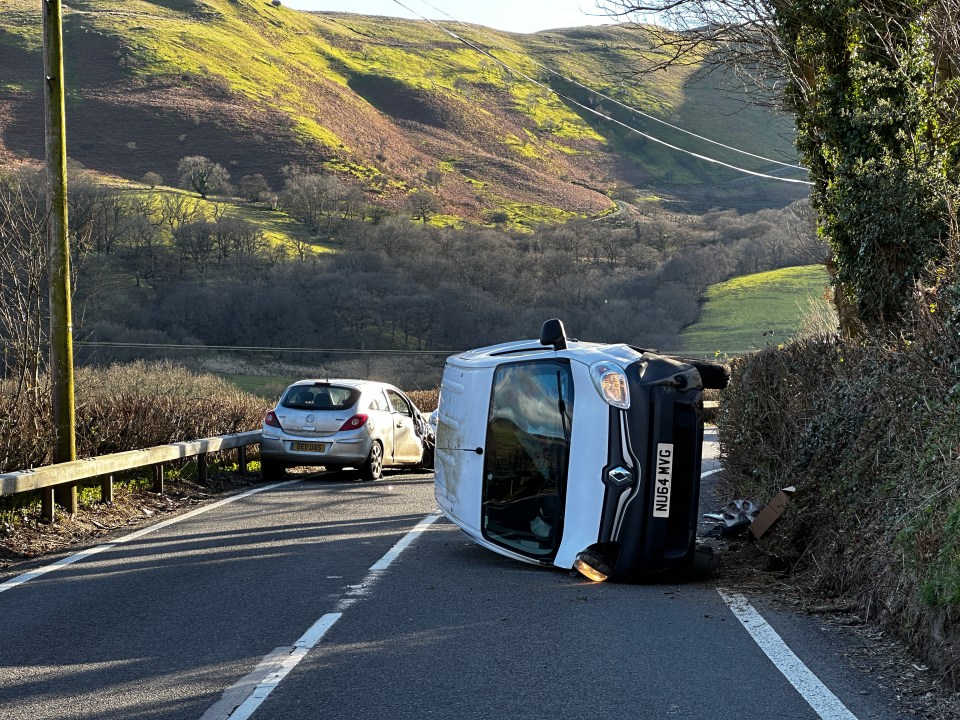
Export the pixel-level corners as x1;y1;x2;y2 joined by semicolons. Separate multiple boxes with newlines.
718;316;960;678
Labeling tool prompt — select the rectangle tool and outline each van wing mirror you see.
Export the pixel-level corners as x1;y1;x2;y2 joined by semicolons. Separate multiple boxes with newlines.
540;318;568;351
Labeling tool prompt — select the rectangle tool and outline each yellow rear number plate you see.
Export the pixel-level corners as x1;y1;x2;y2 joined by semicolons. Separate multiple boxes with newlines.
292;442;327;452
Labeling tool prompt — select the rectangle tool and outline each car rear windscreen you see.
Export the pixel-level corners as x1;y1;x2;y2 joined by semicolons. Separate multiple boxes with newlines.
281;385;360;411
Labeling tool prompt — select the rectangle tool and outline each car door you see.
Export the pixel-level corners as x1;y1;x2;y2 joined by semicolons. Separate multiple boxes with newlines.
386;389;422;463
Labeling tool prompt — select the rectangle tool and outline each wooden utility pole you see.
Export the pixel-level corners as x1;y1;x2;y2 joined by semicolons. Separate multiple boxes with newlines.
43;0;77;520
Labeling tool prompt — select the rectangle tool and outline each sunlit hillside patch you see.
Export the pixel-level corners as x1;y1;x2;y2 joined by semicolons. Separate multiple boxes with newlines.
0;0;801;226
680;265;831;354
121;183;331;255
0;4;43;51
487;196;586;229
508;83;605;143
425;213;465;229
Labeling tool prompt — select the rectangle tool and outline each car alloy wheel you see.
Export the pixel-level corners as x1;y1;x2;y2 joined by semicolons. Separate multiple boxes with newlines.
360;441;383;481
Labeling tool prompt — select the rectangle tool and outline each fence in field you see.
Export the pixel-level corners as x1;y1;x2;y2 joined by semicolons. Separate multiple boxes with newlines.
0;431;261;521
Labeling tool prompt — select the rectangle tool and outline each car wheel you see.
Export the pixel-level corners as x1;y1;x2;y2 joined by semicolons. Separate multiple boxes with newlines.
261;458;285;481
360;441;383;481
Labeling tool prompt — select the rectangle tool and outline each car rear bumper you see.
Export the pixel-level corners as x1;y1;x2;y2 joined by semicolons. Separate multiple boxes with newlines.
260;434;372;467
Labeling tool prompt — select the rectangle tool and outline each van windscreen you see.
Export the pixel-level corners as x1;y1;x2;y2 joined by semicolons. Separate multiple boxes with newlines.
481;359;573;559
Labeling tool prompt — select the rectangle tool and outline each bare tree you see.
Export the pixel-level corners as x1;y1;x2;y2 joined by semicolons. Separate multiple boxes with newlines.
173;220;216;274
281;172;348;232
177;155;232;199
158;192;206;238
407;189;440;223
0;169;48;407
237;174;271;203
594;1;788;105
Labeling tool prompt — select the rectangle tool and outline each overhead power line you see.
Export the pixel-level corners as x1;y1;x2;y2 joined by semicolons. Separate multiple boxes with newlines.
390;0;813;186
72;341;454;356
415;0;806;173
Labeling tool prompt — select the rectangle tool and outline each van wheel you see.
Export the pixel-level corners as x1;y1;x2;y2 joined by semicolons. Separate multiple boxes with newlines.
690;360;730;390
360;441;383;481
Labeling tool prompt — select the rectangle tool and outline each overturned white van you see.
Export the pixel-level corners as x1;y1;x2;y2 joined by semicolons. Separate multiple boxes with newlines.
434;320;728;582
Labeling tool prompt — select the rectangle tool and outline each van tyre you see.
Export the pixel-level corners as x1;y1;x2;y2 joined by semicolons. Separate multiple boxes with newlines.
360;441;383;481
689;360;730;390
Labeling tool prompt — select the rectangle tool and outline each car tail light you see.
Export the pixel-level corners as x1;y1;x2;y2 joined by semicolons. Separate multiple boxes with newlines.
264;410;282;428
339;414;369;431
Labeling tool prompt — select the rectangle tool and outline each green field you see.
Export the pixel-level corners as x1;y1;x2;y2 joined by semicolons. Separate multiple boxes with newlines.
680;265;831;355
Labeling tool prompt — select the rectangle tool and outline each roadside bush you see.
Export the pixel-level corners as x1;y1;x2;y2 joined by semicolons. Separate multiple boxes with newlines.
0;361;266;473
406;388;439;413
718;321;960;682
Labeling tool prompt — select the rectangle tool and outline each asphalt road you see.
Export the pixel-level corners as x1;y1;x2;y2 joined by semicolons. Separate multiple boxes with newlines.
0;433;914;719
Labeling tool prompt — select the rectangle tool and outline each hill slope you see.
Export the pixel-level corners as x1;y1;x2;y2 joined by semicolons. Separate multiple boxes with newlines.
0;0;805;223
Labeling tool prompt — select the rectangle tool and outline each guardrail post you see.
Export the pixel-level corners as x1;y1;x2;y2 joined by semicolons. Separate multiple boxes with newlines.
153;464;163;494
101;474;114;504
238;446;247;476
42;489;55;523
198;454;208;484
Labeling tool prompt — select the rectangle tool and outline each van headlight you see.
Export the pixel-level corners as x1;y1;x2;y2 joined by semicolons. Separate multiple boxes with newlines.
574;546;615;582
590;361;630;409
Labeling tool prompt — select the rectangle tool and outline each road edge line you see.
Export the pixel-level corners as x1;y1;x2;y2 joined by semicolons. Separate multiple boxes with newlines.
718;588;859;720
0;480;299;594
210;513;442;720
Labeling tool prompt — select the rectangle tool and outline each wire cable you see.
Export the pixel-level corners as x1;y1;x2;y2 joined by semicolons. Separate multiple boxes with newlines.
389;0;812;186
413;0;807;173
72;341;455;356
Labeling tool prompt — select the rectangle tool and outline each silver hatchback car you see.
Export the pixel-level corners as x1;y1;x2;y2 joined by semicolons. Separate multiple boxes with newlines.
260;379;434;481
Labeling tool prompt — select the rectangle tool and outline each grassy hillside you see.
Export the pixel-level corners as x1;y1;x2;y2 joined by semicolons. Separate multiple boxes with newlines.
0;0;804;227
680;265;831;354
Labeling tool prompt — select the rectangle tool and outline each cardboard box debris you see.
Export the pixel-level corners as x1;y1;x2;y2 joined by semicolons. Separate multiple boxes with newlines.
749;486;796;540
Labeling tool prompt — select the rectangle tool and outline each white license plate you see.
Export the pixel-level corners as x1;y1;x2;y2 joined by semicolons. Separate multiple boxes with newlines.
291;441;327;452
652;443;673;518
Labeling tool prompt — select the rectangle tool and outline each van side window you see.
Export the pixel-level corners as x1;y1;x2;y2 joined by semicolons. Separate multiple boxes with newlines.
481;359;573;559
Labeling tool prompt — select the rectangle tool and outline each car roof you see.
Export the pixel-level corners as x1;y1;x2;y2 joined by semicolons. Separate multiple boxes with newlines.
284;379;394;392
446;338;644;369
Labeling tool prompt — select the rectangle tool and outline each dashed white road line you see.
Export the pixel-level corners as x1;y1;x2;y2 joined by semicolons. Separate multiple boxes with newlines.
718;588;860;720
204;513;442;720
0;480;300;595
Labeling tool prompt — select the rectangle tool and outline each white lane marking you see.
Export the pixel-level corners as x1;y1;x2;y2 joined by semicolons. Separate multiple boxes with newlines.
205;614;343;720
370;513;440;571
718;589;859;720
700;468;722;478
0;480;299;594
336;513;442;612
208;513;442;720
